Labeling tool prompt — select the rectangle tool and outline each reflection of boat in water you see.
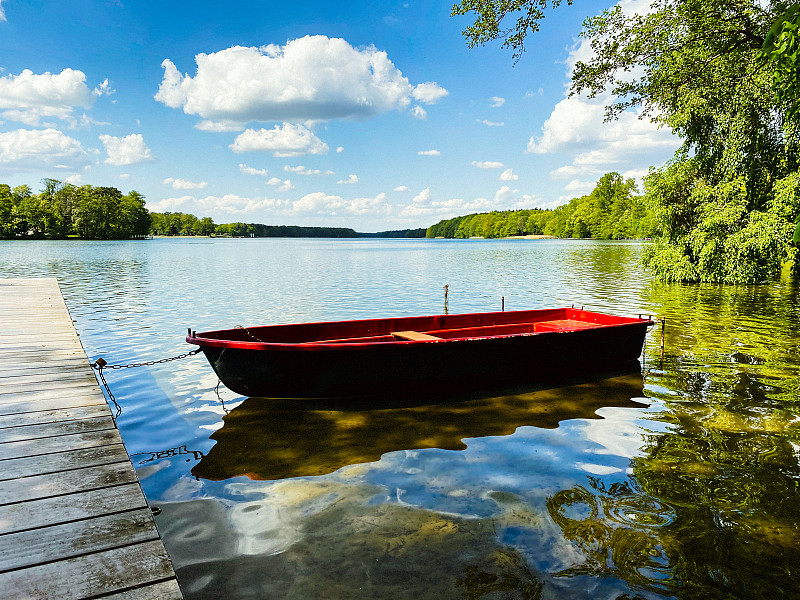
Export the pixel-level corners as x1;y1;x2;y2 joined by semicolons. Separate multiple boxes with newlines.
187;308;652;397
192;365;646;481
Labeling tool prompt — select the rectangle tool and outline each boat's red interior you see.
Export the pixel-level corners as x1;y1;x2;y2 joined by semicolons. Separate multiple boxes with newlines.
192;308;648;347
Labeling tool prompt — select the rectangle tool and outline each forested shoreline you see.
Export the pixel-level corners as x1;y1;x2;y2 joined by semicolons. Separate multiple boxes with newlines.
0;180;425;239
427;172;651;239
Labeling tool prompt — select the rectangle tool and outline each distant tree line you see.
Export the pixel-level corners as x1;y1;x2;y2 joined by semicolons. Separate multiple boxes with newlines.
214;222;358;238
151;213;427;238
0;179;150;240
359;228;427;238
427;173;653;240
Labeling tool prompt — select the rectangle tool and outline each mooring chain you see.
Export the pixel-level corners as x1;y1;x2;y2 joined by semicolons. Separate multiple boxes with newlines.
90;347;203;424
91;347;202;371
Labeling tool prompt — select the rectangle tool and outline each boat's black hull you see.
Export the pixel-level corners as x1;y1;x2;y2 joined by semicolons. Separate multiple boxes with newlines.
200;321;650;398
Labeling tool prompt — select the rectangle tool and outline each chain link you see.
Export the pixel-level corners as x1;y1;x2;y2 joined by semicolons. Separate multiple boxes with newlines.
91;347;202;371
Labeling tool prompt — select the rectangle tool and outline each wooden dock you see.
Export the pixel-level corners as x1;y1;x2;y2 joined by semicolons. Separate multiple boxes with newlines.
0;278;183;599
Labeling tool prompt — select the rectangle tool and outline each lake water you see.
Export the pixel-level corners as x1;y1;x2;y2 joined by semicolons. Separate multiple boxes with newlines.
1;238;799;600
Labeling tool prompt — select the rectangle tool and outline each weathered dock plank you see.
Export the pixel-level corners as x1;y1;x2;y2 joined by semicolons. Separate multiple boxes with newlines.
0;540;177;599
0;508;159;573
0;405;111;428
0;443;130;481
0;278;182;599
0;483;148;535
0;415;115;443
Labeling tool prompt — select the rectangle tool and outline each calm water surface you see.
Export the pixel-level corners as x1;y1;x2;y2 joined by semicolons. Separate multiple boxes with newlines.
2;238;799;600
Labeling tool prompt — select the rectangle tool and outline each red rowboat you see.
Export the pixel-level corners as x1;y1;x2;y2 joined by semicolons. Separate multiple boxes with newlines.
187;308;653;398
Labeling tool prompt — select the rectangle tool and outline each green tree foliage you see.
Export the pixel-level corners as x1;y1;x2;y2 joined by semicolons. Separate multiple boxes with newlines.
0;180;151;240
214;222;359;238
453;0;800;282
149;212;216;236
427;172;651;239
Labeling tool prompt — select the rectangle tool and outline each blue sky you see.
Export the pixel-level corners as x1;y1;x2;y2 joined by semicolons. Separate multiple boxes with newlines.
0;0;679;231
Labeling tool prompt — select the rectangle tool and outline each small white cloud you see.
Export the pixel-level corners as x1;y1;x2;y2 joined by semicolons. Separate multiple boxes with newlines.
489;96;505;107
239;163;268;176
267;177;294;191
478;119;504;127
78;114;110;128
472;161;504;169
336;146;344;153
412;187;431;204
92;79;115;97
394;185;409;192
283;165;334;176
412;82;449;104
410;105;427;120
231;123;329;157
99;133;154;166
119;173;131;180
163;177;208;190
0;128;88;175
64;173;83;185
500;168;518;181
0;1;6;21
337;174;359;185
418;150;440;156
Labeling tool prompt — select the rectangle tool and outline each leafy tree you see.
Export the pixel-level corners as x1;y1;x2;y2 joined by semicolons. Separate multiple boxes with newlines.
119;191;151;237
453;0;800;282
0;184;12;238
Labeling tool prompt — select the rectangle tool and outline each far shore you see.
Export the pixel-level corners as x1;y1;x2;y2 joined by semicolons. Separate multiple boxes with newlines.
434;234;556;240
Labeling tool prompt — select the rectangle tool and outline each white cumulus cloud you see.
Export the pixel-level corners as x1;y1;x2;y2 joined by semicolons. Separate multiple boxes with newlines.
473;161;504;169
0;128;88;174
230;123;329;157
292;191;390;216
92;79;115;97
478;119;504;127
410;105;427;120
267;177;294;191
337;174;359;185
283;165;334;176
163;177;208;190
99;133;155;166
418;150;440;156
239;163;268;176
412;82;449;104
394;185;409;192
398;186;542;220
489;96;505;107
155;35;447;128
500;168;518;181
148;194;291;215
0;69;94;126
